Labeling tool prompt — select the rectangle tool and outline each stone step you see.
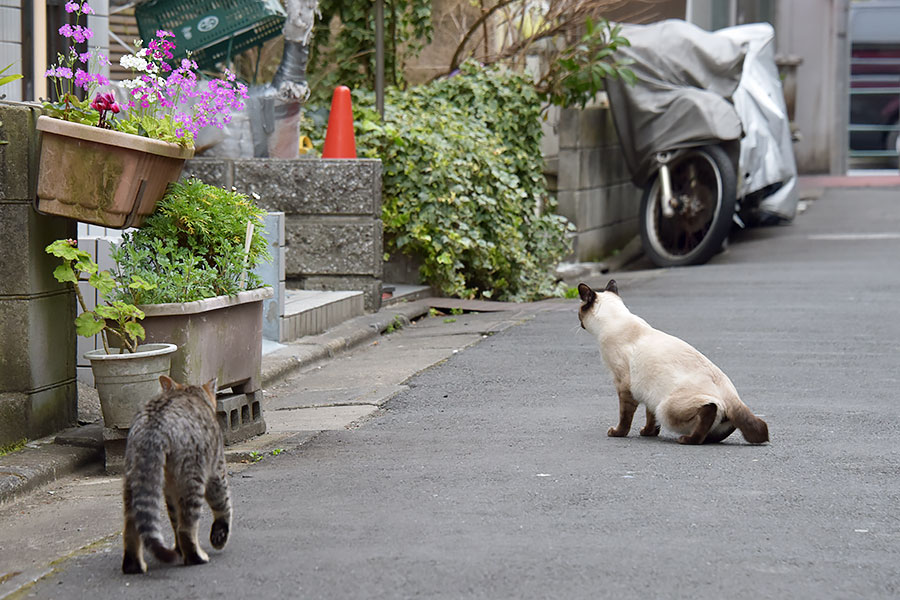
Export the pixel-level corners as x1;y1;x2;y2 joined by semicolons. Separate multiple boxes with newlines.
381;283;432;306
280;290;366;343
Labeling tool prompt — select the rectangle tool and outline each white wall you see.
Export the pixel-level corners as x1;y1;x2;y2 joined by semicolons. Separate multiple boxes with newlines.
776;0;849;174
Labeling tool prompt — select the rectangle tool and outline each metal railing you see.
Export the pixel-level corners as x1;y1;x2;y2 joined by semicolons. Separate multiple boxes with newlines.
849;55;900;159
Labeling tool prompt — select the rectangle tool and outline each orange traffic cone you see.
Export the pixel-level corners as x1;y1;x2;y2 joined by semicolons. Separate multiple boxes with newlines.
321;86;357;159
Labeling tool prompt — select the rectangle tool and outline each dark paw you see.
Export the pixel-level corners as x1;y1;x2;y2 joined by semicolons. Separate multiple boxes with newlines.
183;550;209;566
639;425;660;437
122;553;146;575
677;435;702;445
607;426;628;437
210;519;230;549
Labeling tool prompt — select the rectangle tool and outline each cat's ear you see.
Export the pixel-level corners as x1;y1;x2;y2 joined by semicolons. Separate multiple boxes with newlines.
605;279;618;295
159;375;176;392
202;378;218;396
577;283;596;304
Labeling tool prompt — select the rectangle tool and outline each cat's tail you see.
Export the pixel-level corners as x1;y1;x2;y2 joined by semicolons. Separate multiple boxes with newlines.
126;435;179;564
728;401;769;444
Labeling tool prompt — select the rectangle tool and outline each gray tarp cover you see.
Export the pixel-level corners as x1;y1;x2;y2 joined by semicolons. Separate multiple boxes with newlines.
605;19;798;220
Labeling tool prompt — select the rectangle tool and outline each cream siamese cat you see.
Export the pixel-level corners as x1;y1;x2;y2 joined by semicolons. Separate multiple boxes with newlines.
578;280;768;445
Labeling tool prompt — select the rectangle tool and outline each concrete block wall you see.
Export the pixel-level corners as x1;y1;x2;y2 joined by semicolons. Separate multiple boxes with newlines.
545;105;642;262
0;101;77;446
183;158;383;312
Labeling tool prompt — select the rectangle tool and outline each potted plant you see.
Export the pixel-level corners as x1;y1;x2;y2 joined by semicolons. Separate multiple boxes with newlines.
45;239;177;430
35;0;248;228
107;179;273;442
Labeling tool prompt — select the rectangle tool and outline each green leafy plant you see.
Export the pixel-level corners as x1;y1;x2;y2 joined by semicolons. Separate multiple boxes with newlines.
0;63;22;89
442;3;634;109
0;437;27;457
271;448;284;456
45;239;156;353
0;63;22;145
308;0;432;101
248;451;263;463
110;180;271;305
385;315;406;334
564;287;580;299
539;17;635;108
353;62;573;301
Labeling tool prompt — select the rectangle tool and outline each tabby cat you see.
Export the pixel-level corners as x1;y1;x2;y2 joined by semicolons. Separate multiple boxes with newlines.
578;280;769;445
122;375;232;574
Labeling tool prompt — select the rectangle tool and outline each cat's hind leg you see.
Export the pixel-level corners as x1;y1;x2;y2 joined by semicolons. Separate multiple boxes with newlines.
676;403;717;445
176;486;209;566
639;407;660;437
165;490;181;558
658;394;722;445
607;389;637;437
206;461;232;550
122;485;147;574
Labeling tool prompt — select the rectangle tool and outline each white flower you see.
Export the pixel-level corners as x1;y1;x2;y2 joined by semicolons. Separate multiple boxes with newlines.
120;54;149;72
122;78;143;90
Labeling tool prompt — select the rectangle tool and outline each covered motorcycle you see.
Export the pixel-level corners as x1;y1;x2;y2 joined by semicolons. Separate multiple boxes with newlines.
604;20;798;267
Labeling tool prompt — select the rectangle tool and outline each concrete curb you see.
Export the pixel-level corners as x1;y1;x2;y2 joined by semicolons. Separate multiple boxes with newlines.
259;299;433;389
0;436;102;506
0;300;434;506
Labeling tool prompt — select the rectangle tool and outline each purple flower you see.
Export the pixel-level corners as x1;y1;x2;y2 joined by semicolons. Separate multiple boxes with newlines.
57;67;73;79
64;1;79;13
78;50;91;63
58;24;73;37
82;3;94;15
74;68;91;89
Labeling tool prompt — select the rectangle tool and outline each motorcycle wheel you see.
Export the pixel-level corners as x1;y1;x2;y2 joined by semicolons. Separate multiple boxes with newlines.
639;145;737;267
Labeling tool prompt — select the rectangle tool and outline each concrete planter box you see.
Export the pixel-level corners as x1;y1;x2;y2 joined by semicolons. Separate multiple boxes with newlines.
138;287;274;443
34;116;193;228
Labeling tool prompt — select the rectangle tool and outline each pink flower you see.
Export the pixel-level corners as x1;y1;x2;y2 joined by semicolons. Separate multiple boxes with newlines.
64;1;79;13
75;68;91;89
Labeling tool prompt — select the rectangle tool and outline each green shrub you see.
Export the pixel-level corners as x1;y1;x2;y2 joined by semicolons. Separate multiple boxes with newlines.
110;179;270;304
352;62;573;302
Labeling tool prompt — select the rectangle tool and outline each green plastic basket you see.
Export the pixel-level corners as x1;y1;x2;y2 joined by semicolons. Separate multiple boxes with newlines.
135;0;286;71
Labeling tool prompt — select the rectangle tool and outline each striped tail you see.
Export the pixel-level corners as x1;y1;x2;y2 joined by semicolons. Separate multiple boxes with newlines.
729;402;769;444
126;438;179;563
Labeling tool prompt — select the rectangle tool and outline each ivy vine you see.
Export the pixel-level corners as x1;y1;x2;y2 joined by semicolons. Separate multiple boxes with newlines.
308;0;432;103
348;61;573;302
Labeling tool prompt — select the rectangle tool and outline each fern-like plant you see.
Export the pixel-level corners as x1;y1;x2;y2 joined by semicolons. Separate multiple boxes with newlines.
110;179;271;305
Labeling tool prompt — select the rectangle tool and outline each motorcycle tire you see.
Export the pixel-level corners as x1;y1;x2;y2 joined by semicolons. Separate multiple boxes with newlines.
639;144;737;268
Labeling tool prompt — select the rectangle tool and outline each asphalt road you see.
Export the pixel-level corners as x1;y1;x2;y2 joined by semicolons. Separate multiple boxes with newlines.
16;187;900;599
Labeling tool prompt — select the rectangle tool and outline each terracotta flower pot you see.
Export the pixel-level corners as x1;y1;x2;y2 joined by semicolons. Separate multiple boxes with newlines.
34;115;194;228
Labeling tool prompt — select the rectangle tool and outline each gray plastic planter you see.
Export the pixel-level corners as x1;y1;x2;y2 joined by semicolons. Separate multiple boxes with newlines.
84;343;177;429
